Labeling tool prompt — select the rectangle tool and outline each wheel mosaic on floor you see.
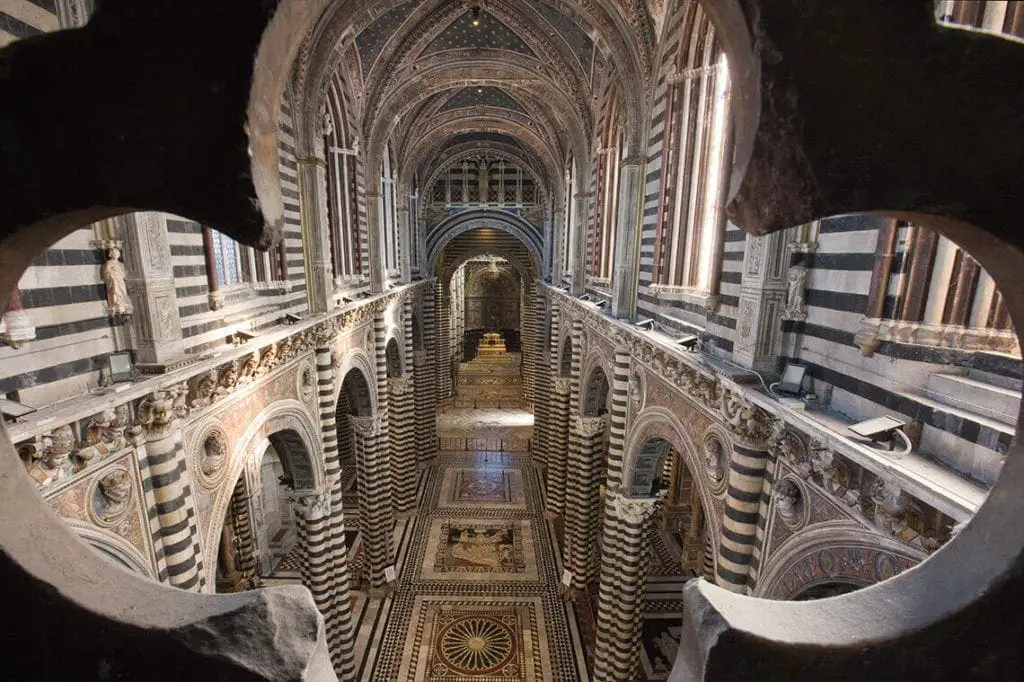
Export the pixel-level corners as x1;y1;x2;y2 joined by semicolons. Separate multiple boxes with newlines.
349;410;590;681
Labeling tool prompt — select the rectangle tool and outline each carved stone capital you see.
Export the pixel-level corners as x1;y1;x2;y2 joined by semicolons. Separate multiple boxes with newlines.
609;491;662;525
289;487;330;522
349;415;381;438
576;415;608;437
388;377;412;395
552;377;572;396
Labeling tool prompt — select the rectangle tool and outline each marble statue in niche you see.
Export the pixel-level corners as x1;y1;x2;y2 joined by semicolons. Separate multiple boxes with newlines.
782;264;808;321
201;432;228;477
102;246;132;317
97;469;133;523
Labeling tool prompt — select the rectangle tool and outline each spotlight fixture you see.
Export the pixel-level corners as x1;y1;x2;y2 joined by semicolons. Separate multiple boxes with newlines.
594;300;607;309
848;415;912;455
470;5;481;26
579;294;592;302
770;362;807;397
675;334;700;351
633;317;655;331
285;313;303;324
230;329;258;345
107;351;134;383
341;296;354;304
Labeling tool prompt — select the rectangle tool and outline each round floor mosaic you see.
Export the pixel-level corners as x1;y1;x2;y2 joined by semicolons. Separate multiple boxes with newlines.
437;616;517;674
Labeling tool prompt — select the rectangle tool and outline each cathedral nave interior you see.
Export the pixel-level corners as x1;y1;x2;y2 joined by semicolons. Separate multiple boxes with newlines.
2;0;1024;680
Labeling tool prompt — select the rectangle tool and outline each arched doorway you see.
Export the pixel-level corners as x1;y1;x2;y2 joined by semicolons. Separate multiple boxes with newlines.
335;363;394;589
215;426;320;591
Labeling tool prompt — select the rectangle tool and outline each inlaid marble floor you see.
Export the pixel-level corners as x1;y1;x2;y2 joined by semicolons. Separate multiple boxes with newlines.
349;409;590;681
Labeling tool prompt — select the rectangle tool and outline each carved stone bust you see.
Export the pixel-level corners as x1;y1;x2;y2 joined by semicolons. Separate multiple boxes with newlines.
201;432;228;477
97;469;133;523
703;437;725;483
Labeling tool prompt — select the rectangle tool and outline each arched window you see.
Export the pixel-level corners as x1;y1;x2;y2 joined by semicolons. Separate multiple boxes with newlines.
591;97;622;284
380;145;400;277
652;9;731;292
324;76;362;284
562;157;576;280
938;0;1024;38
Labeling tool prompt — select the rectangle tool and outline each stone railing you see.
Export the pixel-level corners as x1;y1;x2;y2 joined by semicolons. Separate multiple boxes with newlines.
11;281;431;499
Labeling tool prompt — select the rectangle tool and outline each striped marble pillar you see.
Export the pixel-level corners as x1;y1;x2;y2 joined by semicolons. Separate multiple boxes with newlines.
435;280;452;401
229;476;258;587
592;492;662;682
521;281;537;407
531;289;551;467
388;376;417;513
545;377;571;517
419;285;439;461
316;347;356;678
563;414;608;592
604;343;632;490
350;414;394;591
138;388;202;591
747;447;780;590
289;487;332;624
715;436;770;593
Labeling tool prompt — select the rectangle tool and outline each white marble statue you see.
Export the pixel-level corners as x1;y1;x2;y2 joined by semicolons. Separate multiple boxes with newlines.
102;247;132;316
782;264;808;321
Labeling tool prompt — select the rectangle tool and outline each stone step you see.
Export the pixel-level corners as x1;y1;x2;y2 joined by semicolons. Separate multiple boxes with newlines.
894;389;1016;437
923;371;1020;426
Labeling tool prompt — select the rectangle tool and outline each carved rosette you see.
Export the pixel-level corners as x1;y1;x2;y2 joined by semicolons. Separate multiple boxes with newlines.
290;487;331;522
576;415;608;438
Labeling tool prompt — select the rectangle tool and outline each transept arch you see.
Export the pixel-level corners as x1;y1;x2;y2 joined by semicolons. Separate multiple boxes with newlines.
204;400;325;586
426;210;544;273
623;406;720;551
753;523;928;601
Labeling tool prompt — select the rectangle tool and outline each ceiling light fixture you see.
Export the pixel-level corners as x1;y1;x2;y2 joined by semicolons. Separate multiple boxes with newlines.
471;5;481;26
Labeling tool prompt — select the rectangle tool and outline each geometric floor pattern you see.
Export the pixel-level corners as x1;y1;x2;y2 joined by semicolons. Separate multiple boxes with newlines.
350;413;590;681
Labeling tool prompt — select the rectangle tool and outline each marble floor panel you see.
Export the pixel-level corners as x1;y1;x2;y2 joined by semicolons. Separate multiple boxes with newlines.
350;408;589;681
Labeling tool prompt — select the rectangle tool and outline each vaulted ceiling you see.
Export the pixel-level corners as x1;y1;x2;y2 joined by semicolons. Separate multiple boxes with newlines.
296;0;657;210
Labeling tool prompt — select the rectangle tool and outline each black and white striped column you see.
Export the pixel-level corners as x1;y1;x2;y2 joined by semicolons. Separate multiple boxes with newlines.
417;285;438;462
545;377;571;517
290;487;332;624
563;414;608;592
604;343;632;490
747;447;780;590
436;280;452;401
388;376;417;513
592;492;661;682
531;289;551;467
316;346;356;678
715;436;770;593
229;476;258;587
521;281;537;407
138;389;201;590
351;412;394;591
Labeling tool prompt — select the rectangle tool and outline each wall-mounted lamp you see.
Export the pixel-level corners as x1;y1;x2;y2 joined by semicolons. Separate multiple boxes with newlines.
633;318;655;331
470;5;481;26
